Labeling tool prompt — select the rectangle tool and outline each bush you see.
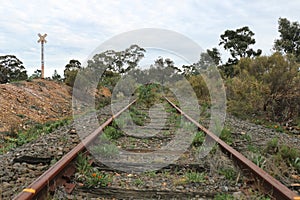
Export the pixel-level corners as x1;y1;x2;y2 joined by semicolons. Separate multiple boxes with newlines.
137;83;162;106
226;70;269;118
226;53;300;122
64;70;78;87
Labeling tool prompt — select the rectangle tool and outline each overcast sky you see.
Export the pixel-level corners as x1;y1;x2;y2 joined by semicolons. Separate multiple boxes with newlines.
0;0;299;77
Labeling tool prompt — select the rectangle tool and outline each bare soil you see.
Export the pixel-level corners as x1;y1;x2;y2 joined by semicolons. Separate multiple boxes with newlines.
0;79;72;134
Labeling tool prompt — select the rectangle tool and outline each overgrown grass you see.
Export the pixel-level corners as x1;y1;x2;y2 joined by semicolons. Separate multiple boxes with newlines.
251;154;267;169
219;127;233;145
218;167;237;182
136;83;163;107
102;124;123;140
185;171;207;183
134;178;144;186
263;138;300;172
247;144;260;153
0;118;71;154
75;153;112;188
92;133;119;158
278;145;300;172
166;111;181;127
129;105;149;126
264;137;279;154
192;131;205;147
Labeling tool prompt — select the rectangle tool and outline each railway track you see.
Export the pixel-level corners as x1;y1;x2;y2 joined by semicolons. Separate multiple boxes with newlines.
12;97;300;200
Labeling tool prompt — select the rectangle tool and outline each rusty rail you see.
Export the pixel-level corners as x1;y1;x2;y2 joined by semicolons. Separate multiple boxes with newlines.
14;97;299;200
13;99;136;200
165;97;299;200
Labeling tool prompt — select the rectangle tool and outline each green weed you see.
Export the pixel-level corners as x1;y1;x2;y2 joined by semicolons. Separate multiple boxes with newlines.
192;131;205;147
293;157;300;172
91;143;119;158
264;137;279;153
144;171;156;178
134;178;144;186
251;154;266;169
75;153;112;188
279;145;299;161
220;127;233;145
185;171;206;183
0;118;71;154
247;144;260;153
103;126;123;140
240;133;252;142
218;167;237;181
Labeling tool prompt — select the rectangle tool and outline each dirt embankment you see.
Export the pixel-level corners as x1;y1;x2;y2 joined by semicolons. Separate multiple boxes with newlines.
0;79;72;133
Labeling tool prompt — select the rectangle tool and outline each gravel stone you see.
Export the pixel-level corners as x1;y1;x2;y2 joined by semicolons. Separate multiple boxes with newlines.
1;104;299;199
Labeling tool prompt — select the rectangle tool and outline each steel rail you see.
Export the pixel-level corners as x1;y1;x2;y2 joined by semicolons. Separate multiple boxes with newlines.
165;97;299;200
13;99;137;200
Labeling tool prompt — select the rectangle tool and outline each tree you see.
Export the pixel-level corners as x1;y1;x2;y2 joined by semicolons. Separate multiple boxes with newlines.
64;59;81;76
206;48;222;66
181;48;221;77
52;70;62;81
122;44;146;73
198;51;219;70
274;18;300;61
148;57;181;84
64;59;81;86
0;55;28;83
84;45;146;92
154;57;181;72
29;69;42;79
182;64;198;76
87;44;145;75
219;26;262;77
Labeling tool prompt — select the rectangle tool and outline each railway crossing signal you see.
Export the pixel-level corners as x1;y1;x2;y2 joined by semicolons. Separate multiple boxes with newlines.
38;33;47;79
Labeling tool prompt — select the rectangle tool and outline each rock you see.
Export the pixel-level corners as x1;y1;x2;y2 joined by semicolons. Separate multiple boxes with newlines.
36;165;48;171
27;164;36;170
233;191;243;199
176;186;184;190
221;186;228;192
16;177;26;183
69;129;77;134
13;162;21;168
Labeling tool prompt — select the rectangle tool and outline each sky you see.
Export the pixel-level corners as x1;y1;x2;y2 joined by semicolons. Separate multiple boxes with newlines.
0;0;300;77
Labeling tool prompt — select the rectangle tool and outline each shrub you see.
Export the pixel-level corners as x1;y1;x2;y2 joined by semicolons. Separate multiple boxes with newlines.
226;53;300;122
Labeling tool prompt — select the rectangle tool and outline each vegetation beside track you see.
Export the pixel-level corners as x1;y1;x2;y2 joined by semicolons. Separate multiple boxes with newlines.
0;118;71;154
